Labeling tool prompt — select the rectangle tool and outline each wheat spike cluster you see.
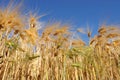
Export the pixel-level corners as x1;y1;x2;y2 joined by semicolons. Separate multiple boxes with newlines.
0;2;120;80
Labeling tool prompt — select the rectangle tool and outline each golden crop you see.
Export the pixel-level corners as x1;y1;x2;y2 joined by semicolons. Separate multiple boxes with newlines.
0;2;120;80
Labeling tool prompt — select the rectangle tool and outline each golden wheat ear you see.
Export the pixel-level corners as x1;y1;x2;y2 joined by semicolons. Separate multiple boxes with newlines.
98;26;107;35
29;12;46;29
0;1;25;33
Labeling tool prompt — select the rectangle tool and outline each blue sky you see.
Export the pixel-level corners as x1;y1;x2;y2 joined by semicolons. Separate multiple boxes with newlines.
23;0;120;26
0;0;120;42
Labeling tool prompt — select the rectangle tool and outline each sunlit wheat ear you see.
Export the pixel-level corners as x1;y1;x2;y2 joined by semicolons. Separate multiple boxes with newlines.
106;33;120;38
42;23;58;37
104;43;112;52
98;26;107;35
90;38;95;45
113;40;120;47
29;13;41;28
105;43;112;47
90;35;106;48
0;2;24;33
72;39;85;47
107;26;117;31
94;42;101;49
53;25;69;36
19;26;39;45
24;27;39;45
96;35;105;41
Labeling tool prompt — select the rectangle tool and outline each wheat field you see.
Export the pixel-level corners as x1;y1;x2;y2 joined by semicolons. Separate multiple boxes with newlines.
0;2;120;80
